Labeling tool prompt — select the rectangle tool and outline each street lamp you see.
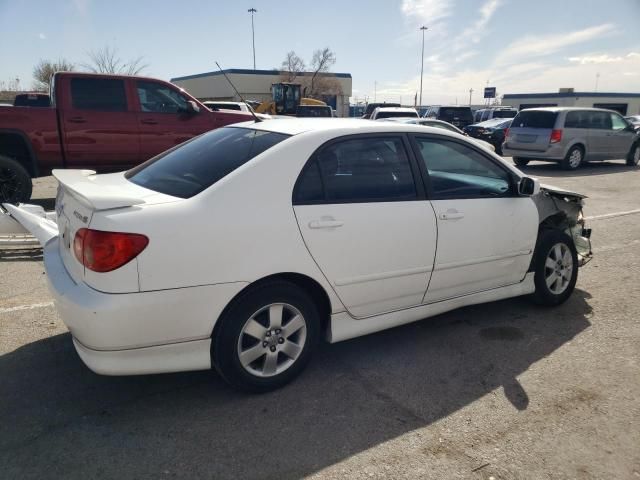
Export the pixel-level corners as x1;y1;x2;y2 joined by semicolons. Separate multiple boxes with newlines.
419;26;428;108
248;8;257;70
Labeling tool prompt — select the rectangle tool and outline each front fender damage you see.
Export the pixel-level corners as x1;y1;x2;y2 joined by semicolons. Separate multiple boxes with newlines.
532;184;592;265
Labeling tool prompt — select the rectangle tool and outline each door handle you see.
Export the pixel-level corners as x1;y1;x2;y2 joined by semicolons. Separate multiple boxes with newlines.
439;210;464;220
308;220;344;229
140;119;158;125
68;117;86;123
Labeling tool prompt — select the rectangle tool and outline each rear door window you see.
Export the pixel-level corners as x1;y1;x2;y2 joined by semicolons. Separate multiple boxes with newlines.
564;111;589;128
70;78;127;111
587;111;612;130
512;110;558;129
127;127;289;198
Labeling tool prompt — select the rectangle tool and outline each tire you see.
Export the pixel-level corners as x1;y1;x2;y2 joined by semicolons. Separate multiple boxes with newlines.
560;145;584;170
212;280;321;393
626;142;640;167
513;157;529;167
531;229;578;306
0;155;32;204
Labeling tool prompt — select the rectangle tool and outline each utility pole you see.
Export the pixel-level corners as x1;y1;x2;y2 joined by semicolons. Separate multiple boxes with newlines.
469;88;473;106
419;26;428;108
248;8;257;70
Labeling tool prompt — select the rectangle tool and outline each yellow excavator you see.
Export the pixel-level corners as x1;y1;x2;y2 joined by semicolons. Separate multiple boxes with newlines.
255;83;329;116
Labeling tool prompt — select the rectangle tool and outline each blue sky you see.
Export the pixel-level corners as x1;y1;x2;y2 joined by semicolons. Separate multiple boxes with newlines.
1;0;639;104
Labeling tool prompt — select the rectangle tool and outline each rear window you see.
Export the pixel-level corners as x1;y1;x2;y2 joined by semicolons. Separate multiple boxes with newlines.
511;110;558;129
13;94;50;107
207;103;241;111
296;106;332;117
439;107;473;122
126;127;289;198
71;78;127;112
492;110;517;118
376;110;419;119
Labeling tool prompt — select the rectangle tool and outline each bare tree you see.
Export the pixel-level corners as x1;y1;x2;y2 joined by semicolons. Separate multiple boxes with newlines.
82;46;147;75
308;47;336;97
280;51;305;82
33;58;74;90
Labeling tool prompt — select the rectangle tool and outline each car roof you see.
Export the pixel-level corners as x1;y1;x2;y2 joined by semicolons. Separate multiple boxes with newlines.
230;118;459;137
519;106;619;113
473;118;512;126
373;107;417;112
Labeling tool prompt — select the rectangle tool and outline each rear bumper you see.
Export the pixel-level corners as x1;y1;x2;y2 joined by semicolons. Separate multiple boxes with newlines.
502;143;565;160
43;237;248;374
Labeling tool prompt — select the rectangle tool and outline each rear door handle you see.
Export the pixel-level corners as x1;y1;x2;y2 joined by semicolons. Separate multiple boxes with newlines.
68;117;86;123
308;220;344;229
439;210;464;220
140;118;158;125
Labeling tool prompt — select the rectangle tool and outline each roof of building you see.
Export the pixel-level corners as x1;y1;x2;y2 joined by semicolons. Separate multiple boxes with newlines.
504;92;640;99
171;68;352;82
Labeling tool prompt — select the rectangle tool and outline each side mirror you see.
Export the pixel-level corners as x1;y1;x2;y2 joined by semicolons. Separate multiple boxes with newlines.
186;100;200;115
518;176;540;196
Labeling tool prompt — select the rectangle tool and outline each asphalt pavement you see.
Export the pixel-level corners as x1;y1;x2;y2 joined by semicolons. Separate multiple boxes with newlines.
1;159;639;479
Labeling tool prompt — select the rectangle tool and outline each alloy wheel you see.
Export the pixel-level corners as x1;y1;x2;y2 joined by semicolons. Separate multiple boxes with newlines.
544;243;573;295
568;149;582;169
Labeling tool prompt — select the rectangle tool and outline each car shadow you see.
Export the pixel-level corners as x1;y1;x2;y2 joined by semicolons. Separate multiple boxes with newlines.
0;290;593;479
515;159;633;178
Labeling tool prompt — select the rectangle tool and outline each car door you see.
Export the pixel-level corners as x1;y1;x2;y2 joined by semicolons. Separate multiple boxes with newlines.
135;80;218;160
60;76;140;171
293;135;437;318
410;135;539;303
586;111;611;160
608;112;636;158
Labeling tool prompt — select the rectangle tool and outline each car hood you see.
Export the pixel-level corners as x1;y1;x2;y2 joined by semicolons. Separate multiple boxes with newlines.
539;183;587;200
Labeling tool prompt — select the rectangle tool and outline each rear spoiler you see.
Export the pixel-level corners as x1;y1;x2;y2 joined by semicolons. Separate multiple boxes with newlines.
53;169;146;211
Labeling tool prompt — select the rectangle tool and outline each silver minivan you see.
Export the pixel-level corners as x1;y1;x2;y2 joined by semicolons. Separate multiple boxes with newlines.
503;107;640;169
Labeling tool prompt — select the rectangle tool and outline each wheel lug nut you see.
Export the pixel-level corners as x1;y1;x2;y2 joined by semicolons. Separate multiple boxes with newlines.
262;341;268;347
275;329;281;334
266;331;271;337
270;346;276;352
278;337;284;344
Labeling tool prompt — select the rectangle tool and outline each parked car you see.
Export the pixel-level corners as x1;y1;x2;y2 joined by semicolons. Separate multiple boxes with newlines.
382;117;496;152
202;101;255;113
625;115;640;131
5;118;592;392
464;118;512;155
13;92;51;107
0;72;254;203
295;105;333;117
503;107;640;169
423;105;474;128
473;107;517;123
370;107;419;120
362;102;401;119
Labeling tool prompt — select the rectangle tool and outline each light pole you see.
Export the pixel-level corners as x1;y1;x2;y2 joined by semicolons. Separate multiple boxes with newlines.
419;26;428;108
248;8;257;70
469;88;473;106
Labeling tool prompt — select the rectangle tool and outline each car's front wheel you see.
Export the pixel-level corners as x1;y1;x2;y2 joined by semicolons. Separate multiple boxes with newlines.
212;280;320;392
531;229;578;306
626;142;640;167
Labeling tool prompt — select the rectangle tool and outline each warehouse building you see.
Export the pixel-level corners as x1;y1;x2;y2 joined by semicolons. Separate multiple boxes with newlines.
502;89;640;115
171;69;353;117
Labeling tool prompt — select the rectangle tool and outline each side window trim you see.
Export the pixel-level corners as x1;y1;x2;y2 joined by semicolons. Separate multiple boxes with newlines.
292;133;425;206
408;133;517;201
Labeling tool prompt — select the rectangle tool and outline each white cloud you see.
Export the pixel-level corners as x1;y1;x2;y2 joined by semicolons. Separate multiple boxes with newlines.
38;33;46;40
495;23;615;66
569;54;624;64
460;0;502;45
72;0;90;15
400;0;453;25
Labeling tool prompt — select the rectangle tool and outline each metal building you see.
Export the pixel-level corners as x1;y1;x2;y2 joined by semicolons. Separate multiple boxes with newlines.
502;90;640;115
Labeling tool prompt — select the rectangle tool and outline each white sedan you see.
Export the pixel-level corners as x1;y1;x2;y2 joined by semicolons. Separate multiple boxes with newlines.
4;119;592;392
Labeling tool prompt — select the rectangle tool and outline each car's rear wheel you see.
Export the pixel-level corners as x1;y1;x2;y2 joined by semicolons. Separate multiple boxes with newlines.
561;146;583;170
626;143;640;167
513;157;529;167
531;229;578;306
212;280;320;392
0;155;32;204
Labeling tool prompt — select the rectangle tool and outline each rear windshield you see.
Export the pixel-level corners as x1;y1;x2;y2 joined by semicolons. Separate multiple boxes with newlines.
377;110;419;119
492;110;517;118
365;103;400;115
208;103;241;111
13;94;51;107
126;127;289;198
439;107;473;122
512;110;558;129
296;107;332;117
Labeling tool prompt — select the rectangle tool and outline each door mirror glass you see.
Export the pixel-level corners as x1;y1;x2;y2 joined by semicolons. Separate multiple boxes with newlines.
518;176;539;196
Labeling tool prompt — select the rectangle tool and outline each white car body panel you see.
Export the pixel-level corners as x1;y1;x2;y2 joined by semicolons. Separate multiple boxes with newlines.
294;201;437;317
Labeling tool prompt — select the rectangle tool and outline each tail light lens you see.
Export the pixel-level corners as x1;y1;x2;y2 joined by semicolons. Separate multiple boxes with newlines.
504;128;509;138
550;129;563;143
74;228;149;273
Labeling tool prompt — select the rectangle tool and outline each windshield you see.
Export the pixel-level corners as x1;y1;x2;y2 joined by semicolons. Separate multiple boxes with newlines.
126;127;289;198
512;110;558;129
439;107;473;122
377;110;418;119
492;110;517;118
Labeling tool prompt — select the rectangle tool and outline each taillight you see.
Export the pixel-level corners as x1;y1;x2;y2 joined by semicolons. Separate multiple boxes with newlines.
73;228;149;273
504;128;509;138
550;129;563;143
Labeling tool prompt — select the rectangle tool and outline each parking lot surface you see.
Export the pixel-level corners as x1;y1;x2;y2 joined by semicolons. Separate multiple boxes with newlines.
1;159;639;479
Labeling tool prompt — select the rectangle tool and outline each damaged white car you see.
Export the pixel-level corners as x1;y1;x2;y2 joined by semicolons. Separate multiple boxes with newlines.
2;119;592;392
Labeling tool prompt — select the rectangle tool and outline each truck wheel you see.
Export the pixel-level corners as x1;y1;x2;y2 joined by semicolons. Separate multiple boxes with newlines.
560;146;583;170
513;157;529;167
626;143;640;167
0;155;32;204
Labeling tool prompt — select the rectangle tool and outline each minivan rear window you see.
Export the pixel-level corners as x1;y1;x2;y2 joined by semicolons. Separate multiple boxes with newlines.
492;110;517;118
126;127;289;198
512;110;558;129
439;107;473;122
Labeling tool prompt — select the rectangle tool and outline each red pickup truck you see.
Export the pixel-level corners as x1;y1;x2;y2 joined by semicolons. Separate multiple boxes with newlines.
0;72;254;203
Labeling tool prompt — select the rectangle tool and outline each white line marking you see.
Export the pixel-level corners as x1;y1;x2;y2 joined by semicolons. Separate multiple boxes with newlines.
0;301;54;314
587;209;640;221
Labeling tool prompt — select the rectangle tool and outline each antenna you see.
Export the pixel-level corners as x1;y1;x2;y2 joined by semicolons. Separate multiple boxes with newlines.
215;61;262;123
